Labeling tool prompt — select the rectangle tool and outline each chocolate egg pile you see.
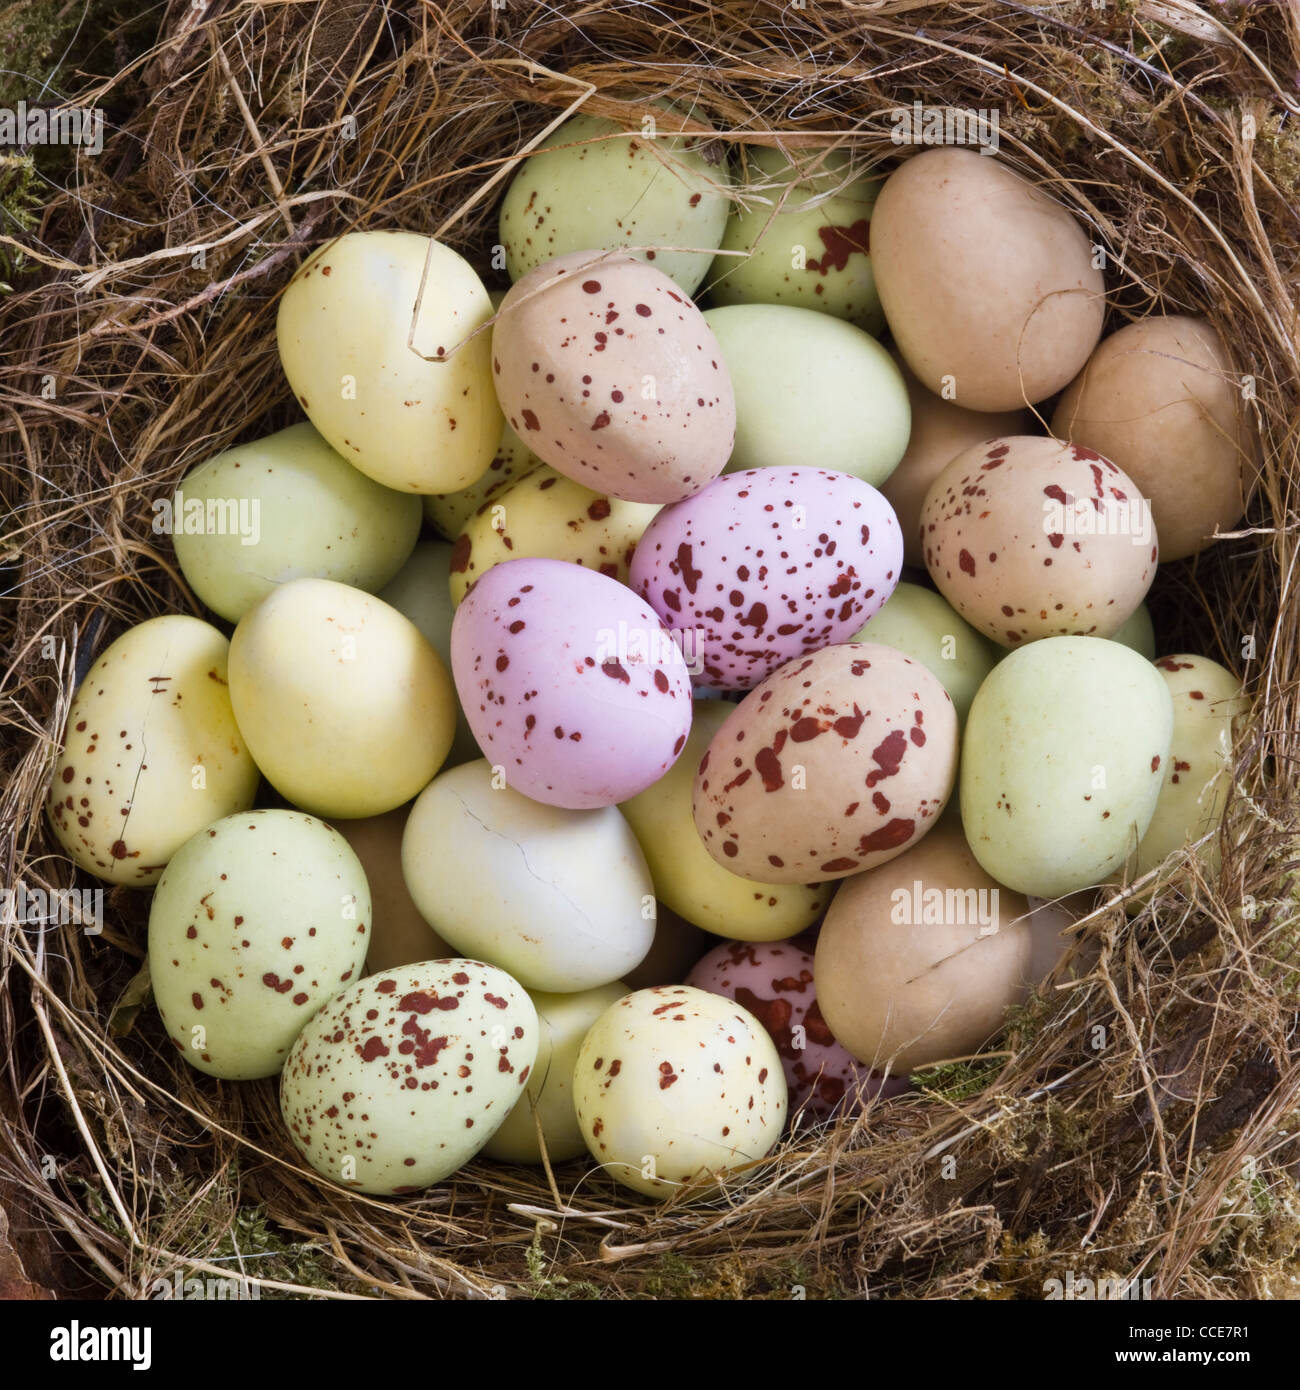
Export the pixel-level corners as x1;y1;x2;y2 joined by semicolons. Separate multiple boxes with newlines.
47;130;1253;1201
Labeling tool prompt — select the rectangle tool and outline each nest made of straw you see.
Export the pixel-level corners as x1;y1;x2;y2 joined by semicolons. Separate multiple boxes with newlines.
2;0;1300;1301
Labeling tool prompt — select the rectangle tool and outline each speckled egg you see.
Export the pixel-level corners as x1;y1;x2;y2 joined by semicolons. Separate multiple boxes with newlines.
630;467;902;690
572;985;787;1198
228;578;456;818
621;699;828;940
170;421;421;623
402;760;654;992
492;251;735;505
280;960;538;1195
961;636;1174;897
483;981;630;1164
708;147;883;333
920;436;1158;648
851;581;1000;727
276;230;501;493
423;422;544;540
498;106;731;296
685;938;898;1122
148;811;371;1079
880;355;1033;568
46;616;259;886
871;148;1105;411
450;558;693;809
693;642;958;884
704;304;910;485
448;467;659;604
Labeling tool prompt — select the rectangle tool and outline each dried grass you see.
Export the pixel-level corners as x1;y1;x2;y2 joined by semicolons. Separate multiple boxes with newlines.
2;0;1300;1300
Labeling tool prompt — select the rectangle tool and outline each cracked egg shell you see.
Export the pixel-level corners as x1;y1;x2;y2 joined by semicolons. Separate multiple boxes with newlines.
149;810;371;1080
492;251;735;505
450;557;693;809
401;760;654;992
814;822;1033;1073
572;985;786;1198
685;937;905;1122
920;435;1158;649
280;959;539;1195
630;466;902;690
693;642;958;885
46;615;259;886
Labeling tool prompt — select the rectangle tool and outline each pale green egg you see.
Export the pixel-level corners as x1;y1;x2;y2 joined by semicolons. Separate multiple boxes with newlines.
704;304;909;485
850;582;999;725
1109;602;1156;659
960;637;1174;897
171;422;421;623
499;106;731;296
423;422;544;540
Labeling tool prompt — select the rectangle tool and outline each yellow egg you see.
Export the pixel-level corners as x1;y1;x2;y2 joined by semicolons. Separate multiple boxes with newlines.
423;422;544;540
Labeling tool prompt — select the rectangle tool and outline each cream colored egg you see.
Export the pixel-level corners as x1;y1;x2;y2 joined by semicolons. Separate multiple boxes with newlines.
423;423;544;540
276;230;501;493
851;582;999;726
46;616;259;886
572;985;787;1198
872;148;1105;411
621;699;829;939
483;981;629;1164
1052;316;1257;561
709;147;883;332
448;467;659;604
880;356;1033;567
170;422;421;623
499;106;731;296
401;760;654;992
149;811;371;1079
960;637;1174;897
815;823;1033;1072
281;960;539;1194
228;578;455;818
704;303;910;485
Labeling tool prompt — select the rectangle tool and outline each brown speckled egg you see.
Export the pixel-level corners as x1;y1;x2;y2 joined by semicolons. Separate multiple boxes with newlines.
491;251;735;504
280;959;538;1195
692;642;958;884
629;466;902;690
571;985;786;1198
920;435;1158;648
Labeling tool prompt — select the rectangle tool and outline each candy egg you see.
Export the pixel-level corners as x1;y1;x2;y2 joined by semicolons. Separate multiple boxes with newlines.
1051;315;1257;561
851;581;1000;727
46;616;259;885
148;811;371;1079
693;642;958;884
228;578;456;818
815;823;1033;1072
276;230;501;493
492;251;735;505
708;147;883;332
170;422;421;623
280;960;539;1194
450;558;692;809
622;904;713;989
1110;602;1156;659
621;699;828;940
572;985;786;1198
871;148;1105;411
483;981;630;1164
630;467;903;690
920;436;1158;647
686;938;897;1122
423;423;544;540
498;107;731;296
401;760;654;992
704;304;910;485
448;467;659;604
960;636;1174;896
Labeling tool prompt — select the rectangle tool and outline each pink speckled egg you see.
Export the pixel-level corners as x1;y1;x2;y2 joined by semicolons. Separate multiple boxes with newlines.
630;467;902;690
685;937;906;1122
920;436;1158;649
450;557;692;808
492;251;735;504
